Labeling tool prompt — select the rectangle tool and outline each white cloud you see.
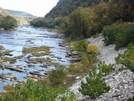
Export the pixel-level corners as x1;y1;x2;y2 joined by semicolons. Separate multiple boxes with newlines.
0;0;58;17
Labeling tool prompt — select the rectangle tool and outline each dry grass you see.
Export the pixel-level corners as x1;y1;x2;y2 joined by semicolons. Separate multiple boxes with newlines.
87;44;98;54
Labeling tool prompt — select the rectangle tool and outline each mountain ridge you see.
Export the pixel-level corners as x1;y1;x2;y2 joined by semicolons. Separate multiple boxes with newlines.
6;9;35;17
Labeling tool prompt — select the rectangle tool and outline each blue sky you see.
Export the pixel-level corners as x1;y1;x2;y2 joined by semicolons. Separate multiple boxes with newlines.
0;0;59;17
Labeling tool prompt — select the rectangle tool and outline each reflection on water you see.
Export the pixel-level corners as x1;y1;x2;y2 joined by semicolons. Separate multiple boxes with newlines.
0;26;70;89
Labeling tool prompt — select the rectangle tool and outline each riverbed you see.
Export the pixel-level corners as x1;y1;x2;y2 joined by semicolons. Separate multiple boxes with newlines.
0;26;70;89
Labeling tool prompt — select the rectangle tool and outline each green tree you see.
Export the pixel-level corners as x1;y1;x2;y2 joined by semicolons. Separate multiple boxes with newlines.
4;16;17;30
79;65;110;98
0;16;17;30
65;7;99;39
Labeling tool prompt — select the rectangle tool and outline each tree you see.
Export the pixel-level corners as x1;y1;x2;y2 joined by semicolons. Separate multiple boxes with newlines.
2;16;17;30
65;7;99;39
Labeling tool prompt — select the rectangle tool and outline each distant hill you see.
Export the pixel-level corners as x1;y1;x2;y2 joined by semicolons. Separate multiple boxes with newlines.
6;9;34;17
5;9;37;24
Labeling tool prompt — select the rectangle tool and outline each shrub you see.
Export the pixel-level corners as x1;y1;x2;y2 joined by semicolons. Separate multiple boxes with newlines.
81;53;89;64
102;23;134;50
87;44;98;54
116;44;134;72
98;61;115;76
79;66;110;98
2;16;18;30
73;40;89;52
49;68;66;86
1;79;65;101
57;90;77;101
79;62;115;98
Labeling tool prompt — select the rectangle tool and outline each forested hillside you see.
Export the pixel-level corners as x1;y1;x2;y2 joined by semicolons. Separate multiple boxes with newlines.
31;0;134;28
45;0;101;18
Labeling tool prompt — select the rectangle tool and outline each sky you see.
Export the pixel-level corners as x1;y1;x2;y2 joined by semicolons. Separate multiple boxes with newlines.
0;0;59;17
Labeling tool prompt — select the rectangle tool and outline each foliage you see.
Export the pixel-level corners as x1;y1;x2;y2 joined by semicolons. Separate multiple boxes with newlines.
22;46;50;56
63;7;99;38
87;44;98;54
73;40;89;52
49;67;67;86
30;17;46;27
45;0;101;18
116;44;134;72
81;53;90;64
30;17;62;28
79;62;113;98
2;57;16;63
116;0;134;21
0;15;18;30
97;61;115;76
57;90;77;101
1;79;67;101
102;23;134;50
128;96;134;101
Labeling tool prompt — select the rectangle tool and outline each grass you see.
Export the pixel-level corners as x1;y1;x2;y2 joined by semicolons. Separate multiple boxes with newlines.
22;46;51;56
30;57;63;67
14;55;24;59
2;57;16;63
26;39;34;44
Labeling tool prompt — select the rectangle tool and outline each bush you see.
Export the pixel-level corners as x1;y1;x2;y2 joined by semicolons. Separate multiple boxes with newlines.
87;44;98;54
79;62;115;98
81;53;89;64
116;44;134;72
57;90;77;101
98;61;115;76
1;79;65;101
79;66;110;98
49;68;66;86
73;40;89;52
1;16;18;30
102;23;134;50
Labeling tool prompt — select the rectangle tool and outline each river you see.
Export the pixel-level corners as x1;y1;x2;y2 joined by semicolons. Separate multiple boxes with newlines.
0;25;70;89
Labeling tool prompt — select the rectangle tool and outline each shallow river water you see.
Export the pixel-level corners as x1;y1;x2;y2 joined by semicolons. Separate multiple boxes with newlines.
0;26;70;89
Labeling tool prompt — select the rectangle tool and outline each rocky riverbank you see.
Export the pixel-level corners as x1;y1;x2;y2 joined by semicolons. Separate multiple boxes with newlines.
69;35;134;101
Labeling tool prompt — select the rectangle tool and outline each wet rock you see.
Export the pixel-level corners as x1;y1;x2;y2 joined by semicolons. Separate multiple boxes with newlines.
0;73;16;80
66;51;78;57
4;65;25;72
5;53;13;56
66;57;81;62
42;64;48;68
59;43;65;47
44;72;48;75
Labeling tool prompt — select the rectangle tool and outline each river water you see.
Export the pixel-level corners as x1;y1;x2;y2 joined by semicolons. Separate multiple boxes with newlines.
0;26;70;89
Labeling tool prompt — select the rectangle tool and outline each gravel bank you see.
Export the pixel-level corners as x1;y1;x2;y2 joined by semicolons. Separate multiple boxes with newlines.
69;35;134;101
